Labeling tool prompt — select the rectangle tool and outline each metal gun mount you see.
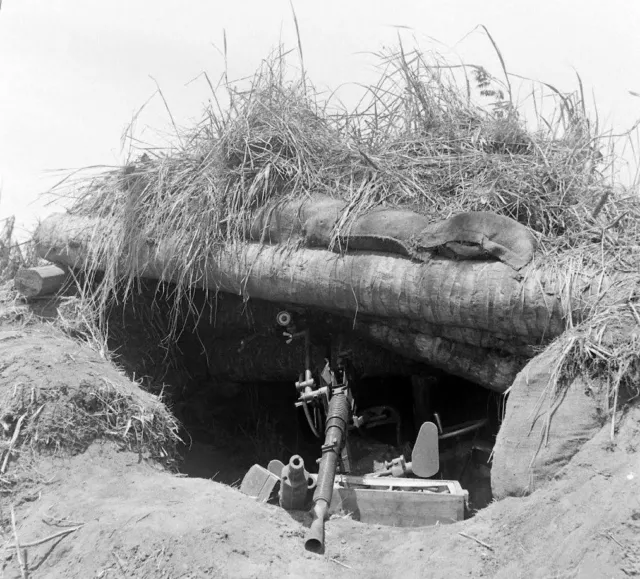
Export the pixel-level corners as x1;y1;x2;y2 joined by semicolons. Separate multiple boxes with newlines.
276;310;354;443
373;421;440;478
274;310;486;553
277;309;355;553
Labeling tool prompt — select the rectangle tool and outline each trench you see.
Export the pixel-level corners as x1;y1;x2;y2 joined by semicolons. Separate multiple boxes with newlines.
108;286;504;518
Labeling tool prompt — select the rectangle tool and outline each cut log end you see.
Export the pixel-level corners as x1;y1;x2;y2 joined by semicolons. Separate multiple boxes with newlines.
14;265;68;298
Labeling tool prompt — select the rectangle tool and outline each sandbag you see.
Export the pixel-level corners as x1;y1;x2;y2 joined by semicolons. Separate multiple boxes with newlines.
309;208;428;256
411;211;537;270
248;194;536;269
492;345;604;498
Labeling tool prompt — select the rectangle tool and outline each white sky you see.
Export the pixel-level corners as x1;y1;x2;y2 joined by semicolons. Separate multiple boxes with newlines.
1;0;639;239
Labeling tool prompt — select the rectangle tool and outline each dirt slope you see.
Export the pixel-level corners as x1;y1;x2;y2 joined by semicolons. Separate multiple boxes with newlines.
1;321;639;578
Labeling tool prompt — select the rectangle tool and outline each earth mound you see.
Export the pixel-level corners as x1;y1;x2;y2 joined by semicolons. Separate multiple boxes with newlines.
1;318;638;579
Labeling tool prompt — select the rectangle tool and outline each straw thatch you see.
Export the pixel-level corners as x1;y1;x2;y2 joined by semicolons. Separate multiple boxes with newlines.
34;44;639;406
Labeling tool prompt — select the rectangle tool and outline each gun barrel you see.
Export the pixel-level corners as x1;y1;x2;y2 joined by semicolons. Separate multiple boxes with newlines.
305;500;329;553
304;392;350;553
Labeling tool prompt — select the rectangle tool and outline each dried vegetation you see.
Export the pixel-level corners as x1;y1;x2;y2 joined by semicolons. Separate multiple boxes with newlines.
39;36;640;426
1;222;181;494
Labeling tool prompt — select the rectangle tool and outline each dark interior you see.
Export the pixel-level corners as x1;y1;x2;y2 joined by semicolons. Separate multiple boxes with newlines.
173;370;501;512
107;284;504;513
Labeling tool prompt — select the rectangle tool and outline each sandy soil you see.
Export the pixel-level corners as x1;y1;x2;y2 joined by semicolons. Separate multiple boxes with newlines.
1;321;639;578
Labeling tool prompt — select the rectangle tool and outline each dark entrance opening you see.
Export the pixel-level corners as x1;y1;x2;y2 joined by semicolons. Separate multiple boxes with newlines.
107;286;502;515
174;369;500;512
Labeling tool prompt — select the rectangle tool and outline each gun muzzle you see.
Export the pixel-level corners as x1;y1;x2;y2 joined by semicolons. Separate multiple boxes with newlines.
304;392;350;554
305;500;329;553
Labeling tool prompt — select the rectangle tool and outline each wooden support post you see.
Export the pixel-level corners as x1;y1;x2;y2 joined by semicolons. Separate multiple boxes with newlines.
14;265;68;298
411;374;439;429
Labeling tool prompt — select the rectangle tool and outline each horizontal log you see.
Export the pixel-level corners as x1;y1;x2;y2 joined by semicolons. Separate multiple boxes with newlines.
14;265;68;297
352;316;537;357
35;213;593;388
34;214;566;342
356;323;525;392
156;289;515;390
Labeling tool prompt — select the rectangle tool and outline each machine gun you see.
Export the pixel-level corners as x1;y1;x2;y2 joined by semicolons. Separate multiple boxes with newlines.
276;311;440;552
276;310;354;552
275;311;483;552
306;387;351;552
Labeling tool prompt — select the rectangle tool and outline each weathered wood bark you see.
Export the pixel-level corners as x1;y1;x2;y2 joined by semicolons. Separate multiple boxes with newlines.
34;213;570;390
171;290;513;389
14;265;68;297
354;316;536;357
355;323;525;392
35;214;566;339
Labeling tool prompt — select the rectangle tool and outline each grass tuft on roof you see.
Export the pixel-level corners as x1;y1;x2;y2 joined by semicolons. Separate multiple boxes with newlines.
50;42;640;402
